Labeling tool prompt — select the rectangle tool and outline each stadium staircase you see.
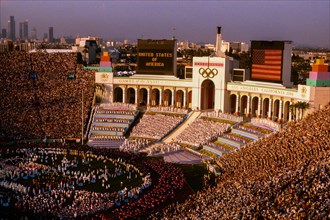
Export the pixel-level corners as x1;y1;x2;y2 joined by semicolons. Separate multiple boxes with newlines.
87;105;139;148
162;111;202;143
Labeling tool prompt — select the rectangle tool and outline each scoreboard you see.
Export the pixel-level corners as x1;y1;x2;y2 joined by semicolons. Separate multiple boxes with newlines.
137;39;176;76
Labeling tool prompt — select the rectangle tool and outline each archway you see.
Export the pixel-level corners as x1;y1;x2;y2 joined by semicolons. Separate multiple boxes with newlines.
283;101;290;122
151;88;160;107
176;90;184;108
251;97;259;117
230;94;237;114
273;100;280;120
163;89;172;107
240;95;248;115
201;79;215;110
139;88;148;106
188;91;192;109
114;87;123;103
126;88;135;104
262;98;269;118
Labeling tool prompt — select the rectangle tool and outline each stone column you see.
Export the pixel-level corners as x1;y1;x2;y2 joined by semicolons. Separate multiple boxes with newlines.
122;86;126;104
147;87;151;107
246;95;250;117
268;99;272;119
183;89;187;109
135;87;138;105
278;100;283;122
171;89;175;107
288;102;292;121
235;94;240;116
159;87;163;107
257;97;262;118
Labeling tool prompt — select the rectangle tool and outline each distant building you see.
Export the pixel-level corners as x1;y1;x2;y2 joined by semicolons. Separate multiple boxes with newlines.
8;16;16;41
60;37;67;45
1;29;6;39
31;28;37;40
49;27;54;42
19;20;28;40
73;36;101;64
23;20;29;40
19;20;29;40
43;33;48;42
19;23;23;40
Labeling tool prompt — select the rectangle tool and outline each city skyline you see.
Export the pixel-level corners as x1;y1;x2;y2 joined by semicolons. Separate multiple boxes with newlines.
0;0;329;48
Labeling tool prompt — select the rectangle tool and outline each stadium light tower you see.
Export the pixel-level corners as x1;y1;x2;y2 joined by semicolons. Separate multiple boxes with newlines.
82;89;84;145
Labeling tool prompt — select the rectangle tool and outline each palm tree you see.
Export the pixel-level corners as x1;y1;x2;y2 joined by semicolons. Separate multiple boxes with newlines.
298;101;309;119
289;103;297;121
289;101;310;121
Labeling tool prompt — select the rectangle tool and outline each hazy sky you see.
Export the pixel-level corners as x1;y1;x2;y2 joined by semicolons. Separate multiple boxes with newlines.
1;0;329;48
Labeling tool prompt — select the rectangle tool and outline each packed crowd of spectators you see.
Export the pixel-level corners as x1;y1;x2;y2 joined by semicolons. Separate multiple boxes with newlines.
90;134;125;141
147;106;188;115
141;142;183;156
0;51;95;140
130;112;183;140
111;158;185;219
120;138;152;153
174;118;231;147
201;110;243;122
157;105;330;219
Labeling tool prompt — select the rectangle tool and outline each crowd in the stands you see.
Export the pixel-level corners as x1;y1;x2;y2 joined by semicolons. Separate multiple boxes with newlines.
155;105;330;220
141;142;182;156
120;138;152;153
175;118;231;146
0;51;95;140
130;113;183;140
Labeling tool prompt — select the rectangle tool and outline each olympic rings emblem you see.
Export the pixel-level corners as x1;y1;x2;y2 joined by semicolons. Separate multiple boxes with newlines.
199;67;218;78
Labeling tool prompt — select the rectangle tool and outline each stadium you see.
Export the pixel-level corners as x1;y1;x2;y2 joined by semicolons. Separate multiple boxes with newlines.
0;28;329;219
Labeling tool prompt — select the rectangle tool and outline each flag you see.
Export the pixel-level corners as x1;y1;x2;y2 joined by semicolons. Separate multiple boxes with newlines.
252;49;282;81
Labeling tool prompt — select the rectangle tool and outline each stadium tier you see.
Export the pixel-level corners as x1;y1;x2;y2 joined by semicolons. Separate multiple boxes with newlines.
88;104;139;147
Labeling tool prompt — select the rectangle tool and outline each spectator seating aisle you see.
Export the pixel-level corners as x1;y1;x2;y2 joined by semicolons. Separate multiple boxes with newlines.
88;103;139;148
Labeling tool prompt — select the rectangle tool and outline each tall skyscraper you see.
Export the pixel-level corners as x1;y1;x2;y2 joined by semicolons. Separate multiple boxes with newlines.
49;27;54;42
31;27;37;40
23;20;29;40
1;29;6;39
9;16;16;41
7;21;10;39
19;22;24;39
